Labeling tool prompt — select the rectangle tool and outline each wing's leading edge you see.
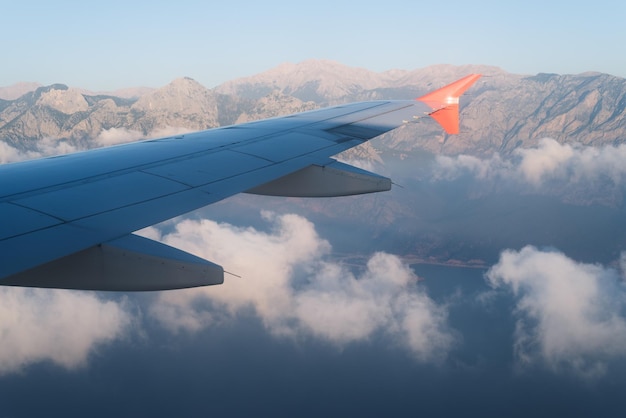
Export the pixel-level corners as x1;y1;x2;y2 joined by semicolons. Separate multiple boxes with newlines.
0;74;481;290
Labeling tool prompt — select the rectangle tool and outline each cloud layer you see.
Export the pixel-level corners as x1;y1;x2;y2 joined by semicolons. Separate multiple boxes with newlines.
3;136;626;376
434;138;626;205
436;138;626;185
144;212;455;361
1;213;625;376
487;246;626;377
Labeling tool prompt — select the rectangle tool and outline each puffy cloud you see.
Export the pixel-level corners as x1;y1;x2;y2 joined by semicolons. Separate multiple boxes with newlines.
94;126;191;146
0;288;131;374
515;138;575;185
295;253;454;361
434;152;512;182
143;212;455;361
0;142;24;163
33;136;79;157
94;127;144;146
0;138;78;163
486;246;626;377
433;138;626;206
435;138;626;187
146;211;330;333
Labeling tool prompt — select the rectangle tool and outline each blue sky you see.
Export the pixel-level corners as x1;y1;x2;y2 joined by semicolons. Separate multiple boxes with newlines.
3;0;624;90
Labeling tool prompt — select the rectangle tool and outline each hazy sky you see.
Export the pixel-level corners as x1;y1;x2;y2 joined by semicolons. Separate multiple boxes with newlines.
2;0;624;90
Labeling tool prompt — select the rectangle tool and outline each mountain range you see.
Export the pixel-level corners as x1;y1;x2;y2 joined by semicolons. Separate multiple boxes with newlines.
1;60;626;266
1;60;625;156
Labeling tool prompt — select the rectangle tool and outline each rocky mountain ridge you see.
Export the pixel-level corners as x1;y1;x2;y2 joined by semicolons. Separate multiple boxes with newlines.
1;60;625;156
2;61;625;265
214;60;503;104
0;78;224;150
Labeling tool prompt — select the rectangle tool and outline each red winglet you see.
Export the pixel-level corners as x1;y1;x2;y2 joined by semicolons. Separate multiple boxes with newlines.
416;74;481;134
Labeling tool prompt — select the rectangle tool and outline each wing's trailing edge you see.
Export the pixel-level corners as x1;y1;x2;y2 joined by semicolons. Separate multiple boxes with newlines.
417;74;482;134
0;234;223;291
0;73;481;291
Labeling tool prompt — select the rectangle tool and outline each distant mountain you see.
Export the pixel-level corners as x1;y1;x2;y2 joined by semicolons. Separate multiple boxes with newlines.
0;82;42;100
216;61;626;155
232;90;317;123
130;77;221;133
0;77;231;149
215;60;497;104
0;82;154;101
1;60;626;156
215;59;408;102
431;70;626;155
105;86;155;99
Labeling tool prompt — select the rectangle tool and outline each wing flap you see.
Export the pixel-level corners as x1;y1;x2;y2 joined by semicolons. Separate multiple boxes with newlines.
1;234;223;291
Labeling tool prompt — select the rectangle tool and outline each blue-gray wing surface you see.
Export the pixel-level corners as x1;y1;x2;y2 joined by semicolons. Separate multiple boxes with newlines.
0;74;481;290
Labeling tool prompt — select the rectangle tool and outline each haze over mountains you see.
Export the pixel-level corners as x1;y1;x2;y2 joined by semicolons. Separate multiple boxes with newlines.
1;60;626;156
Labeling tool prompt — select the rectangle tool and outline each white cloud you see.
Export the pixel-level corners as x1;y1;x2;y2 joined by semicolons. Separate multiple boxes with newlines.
434;152;512;182
0;142;24;163
33;136;79;157
486;246;626;378
0;288;131;375
0;138;79;163
435;138;626;188
94;126;191;147
94;127;144;146
143;212;455;361
294;253;454;361
515;138;575;185
146;211;330;333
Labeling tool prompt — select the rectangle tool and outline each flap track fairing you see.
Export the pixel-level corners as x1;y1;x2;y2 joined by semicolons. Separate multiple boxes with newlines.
246;160;391;197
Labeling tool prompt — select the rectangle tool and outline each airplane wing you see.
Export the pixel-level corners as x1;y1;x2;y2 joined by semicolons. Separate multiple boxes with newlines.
0;74;481;290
